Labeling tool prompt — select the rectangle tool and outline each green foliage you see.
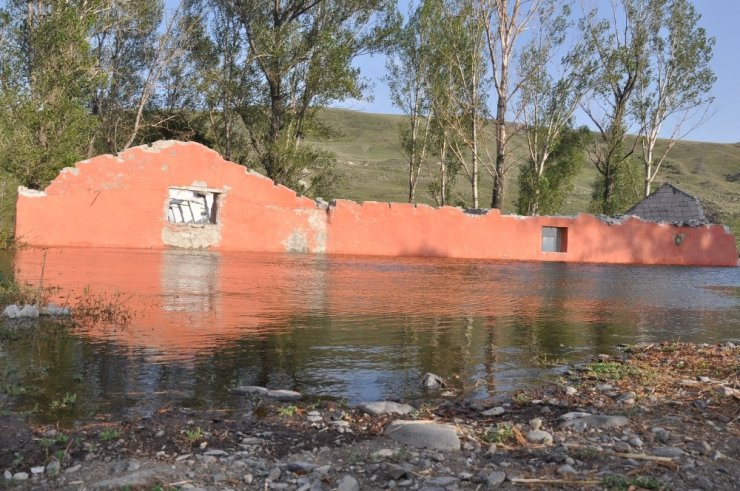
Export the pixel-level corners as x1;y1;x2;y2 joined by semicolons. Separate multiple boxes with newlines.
517;126;587;215
184;427;203;442
277;405;299;417
602;474;665;490
99;428;120;441
49;392;77;411
589;155;643;215
480;423;516;445
0;0;99;189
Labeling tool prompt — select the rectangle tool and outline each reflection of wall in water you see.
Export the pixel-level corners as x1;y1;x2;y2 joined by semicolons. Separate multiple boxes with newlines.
161;251;220;314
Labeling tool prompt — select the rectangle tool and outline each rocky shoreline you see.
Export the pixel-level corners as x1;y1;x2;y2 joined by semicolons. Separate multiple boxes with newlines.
1;342;738;490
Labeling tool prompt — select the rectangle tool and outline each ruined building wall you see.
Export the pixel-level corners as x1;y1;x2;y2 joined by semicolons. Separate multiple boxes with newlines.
14;141;738;266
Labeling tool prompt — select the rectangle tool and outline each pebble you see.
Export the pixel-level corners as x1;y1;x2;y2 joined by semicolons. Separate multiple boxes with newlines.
13;472;29;481
385;420;461;451
336;474;360;491
30;466;44;475
613;441;632;453
557;464;576;475
565;386;577;396
629;437;643;448
481;406;505;417
526;429;553;445
65;464;81;474
267;389;302;401
371;449;396;459
529;418;543;431
3;470;12;480
486;471;506;487
653;446;685;458
204;449;228;456
595;383;613;392
359;401;416;416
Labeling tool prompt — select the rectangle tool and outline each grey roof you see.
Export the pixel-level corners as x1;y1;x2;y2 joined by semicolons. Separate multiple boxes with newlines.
625;183;707;224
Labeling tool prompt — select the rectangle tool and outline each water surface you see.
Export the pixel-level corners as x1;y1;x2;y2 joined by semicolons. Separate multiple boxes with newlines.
2;248;739;423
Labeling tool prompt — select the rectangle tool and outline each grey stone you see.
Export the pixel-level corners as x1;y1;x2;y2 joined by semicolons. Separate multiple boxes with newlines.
12;472;29;481
2;304;39;318
613;441;632;453
385;420;460;451
559;411;592;420
65;464;81;474
561;415;629;432
427;476;458;486
486;471;506;487
91;467;176;489
267;389;302;401
653;446;685;458
230;385;268;396
4;470;12;480
564;386;577;396
30;466;44;475
595;383;613;392
204;449;228;456
287;462;318;474
421;373;446;389
557;464;576;475
359;401;415;416
267;467;282;481
529;418;543;431
526;429;553;445
629;437;643;448
336;475;360;491
481;406;505;417
652;428;670;443
371;449;396;459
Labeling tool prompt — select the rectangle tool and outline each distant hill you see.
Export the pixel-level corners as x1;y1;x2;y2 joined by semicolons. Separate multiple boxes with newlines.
307;109;740;247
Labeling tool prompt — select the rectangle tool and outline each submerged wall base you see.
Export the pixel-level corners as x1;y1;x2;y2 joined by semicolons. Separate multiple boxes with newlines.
15;141;738;267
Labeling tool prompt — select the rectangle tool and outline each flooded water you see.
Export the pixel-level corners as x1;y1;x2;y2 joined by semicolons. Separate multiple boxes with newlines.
2;248;739;423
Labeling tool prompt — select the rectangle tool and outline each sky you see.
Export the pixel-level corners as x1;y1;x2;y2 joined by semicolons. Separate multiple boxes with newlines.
337;1;740;144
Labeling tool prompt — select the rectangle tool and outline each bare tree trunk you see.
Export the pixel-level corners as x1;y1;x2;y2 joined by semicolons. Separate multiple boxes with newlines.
492;93;506;208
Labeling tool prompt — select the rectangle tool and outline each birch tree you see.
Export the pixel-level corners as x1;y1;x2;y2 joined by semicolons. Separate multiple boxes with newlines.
480;0;544;210
516;2;593;215
386;0;436;203
633;0;715;196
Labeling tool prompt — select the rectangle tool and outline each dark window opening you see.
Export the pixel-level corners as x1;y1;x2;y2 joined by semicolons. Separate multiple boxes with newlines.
167;187;221;225
542;226;567;253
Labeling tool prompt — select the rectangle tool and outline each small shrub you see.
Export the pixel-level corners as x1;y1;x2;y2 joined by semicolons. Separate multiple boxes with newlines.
277;405;298;417
99;429;120;441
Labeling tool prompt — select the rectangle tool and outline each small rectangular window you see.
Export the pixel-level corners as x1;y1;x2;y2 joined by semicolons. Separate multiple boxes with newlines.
542;226;567;253
167;187;221;225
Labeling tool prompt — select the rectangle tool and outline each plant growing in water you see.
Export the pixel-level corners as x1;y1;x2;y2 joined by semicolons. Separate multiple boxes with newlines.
49;392;77;411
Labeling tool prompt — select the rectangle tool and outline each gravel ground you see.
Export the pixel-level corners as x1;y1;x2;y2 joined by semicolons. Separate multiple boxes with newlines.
1;342;738;490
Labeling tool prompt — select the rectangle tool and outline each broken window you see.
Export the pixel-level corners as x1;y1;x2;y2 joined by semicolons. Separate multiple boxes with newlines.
542;227;567;253
166;187;220;225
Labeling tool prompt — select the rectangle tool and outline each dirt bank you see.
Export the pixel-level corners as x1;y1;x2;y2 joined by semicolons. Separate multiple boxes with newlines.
1;342;738;490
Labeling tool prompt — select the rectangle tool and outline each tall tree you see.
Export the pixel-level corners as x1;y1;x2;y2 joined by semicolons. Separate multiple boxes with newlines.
480;0;544;210
516;1;593;215
386;0;436;203
223;0;399;196
0;0;98;188
431;0;488;209
89;0;164;154
580;0;650;214
633;0;715;196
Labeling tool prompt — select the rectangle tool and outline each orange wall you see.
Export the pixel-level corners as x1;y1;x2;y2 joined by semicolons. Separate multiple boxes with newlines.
15;141;738;267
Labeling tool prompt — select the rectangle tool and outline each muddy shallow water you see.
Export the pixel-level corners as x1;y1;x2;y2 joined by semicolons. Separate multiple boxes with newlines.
2;248;739;423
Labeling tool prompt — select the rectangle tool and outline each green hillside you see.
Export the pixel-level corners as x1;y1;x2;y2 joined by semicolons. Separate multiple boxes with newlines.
308;109;740;245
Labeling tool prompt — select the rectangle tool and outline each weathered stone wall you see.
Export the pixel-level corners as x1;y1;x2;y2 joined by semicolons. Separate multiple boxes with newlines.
14;141;738;266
